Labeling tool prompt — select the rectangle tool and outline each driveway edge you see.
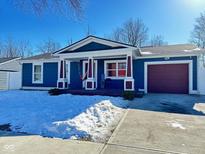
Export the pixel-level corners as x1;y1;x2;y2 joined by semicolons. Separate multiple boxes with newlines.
100;109;129;154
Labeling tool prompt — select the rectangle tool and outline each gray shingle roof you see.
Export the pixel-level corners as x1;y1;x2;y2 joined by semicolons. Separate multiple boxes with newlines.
22;53;58;60
140;44;205;57
0;57;19;64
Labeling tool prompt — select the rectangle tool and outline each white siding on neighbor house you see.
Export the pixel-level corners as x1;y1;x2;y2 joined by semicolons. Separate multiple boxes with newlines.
0;71;21;90
0;59;21;71
198;57;205;95
8;72;22;89
0;59;22;90
0;72;8;89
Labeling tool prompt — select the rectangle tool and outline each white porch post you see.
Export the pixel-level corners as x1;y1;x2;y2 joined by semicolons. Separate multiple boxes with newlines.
124;54;135;91
57;59;68;89
85;57;96;90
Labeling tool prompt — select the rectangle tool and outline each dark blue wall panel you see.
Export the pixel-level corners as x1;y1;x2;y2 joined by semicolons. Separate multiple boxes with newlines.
22;62;58;87
69;61;82;89
133;56;198;92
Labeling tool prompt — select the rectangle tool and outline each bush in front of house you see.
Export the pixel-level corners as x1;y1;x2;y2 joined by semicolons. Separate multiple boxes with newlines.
122;91;135;100
48;88;61;96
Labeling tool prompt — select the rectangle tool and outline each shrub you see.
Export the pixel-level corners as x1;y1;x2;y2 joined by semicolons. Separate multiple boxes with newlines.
122;91;135;100
48;88;61;96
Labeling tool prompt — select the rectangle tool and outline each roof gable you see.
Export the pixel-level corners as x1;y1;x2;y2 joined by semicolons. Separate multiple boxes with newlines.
54;35;137;54
60;42;126;54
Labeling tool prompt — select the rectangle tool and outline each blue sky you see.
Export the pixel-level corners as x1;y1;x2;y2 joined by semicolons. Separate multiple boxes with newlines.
0;0;205;49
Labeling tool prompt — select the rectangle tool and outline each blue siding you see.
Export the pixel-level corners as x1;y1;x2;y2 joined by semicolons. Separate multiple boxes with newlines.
133;56;198;91
22;62;58;87
69;61;82;89
22;56;198;92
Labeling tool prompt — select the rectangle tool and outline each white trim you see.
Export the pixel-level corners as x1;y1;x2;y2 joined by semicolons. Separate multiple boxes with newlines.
83;60;97;88
126;54;133;78
32;62;43;84
59;48;133;59
22;86;55;90
104;60;127;79
144;60;194;94
21;59;59;63
0;57;21;66
124;78;135;91
66;60;71;84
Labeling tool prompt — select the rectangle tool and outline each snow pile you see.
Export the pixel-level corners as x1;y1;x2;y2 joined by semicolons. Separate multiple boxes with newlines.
51;100;124;142
167;121;186;130
0;90;127;142
193;103;205;114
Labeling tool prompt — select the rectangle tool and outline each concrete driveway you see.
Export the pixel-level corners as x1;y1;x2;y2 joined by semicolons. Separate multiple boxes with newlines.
103;110;205;154
129;94;205;115
103;94;205;154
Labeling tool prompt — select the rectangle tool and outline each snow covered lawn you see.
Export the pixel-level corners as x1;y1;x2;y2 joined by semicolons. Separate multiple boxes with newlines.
0;90;128;142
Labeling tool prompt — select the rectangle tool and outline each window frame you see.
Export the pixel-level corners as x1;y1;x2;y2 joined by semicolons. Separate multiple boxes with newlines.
104;60;127;79
32;62;43;84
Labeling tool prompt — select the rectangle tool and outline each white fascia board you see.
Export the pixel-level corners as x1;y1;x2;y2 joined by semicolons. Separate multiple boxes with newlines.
20;58;59;64
59;48;133;59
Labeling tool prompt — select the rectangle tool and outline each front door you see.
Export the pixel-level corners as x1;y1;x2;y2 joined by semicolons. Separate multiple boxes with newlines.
82;60;97;88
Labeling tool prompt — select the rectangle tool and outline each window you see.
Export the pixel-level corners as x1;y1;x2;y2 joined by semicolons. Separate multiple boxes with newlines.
33;64;43;83
105;61;126;78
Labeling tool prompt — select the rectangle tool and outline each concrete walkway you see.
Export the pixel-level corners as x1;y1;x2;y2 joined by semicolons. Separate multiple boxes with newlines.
0;132;104;154
102;109;205;154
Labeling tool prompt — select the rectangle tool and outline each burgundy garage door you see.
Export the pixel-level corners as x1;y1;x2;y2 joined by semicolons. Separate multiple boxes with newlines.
148;64;189;94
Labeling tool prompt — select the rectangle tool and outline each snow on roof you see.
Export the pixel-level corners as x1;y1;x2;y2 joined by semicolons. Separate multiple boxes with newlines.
22;53;58;61
140;44;205;57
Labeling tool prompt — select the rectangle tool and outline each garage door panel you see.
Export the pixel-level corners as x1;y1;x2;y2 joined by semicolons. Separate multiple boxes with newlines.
148;64;189;94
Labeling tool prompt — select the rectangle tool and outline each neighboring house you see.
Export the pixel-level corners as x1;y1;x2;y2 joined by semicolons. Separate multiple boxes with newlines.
21;36;205;95
0;57;22;90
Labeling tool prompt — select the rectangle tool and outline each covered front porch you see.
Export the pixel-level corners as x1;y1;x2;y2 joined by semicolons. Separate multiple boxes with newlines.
56;48;136;92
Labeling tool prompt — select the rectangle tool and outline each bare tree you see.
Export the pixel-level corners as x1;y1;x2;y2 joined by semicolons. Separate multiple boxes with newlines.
3;37;19;58
0;37;32;58
67;38;73;45
190;12;205;48
111;19;148;47
18;40;33;57
11;0;83;18
150;35;167;47
37;38;61;53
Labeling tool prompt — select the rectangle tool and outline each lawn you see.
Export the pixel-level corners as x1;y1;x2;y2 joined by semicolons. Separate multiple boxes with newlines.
0;90;128;142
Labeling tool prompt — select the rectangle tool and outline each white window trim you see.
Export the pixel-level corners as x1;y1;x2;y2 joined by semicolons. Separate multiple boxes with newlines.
32;62;43;84
104;60;127;79
144;60;197;94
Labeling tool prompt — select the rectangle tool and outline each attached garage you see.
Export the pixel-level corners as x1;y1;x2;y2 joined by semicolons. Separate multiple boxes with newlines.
147;64;189;94
144;61;193;94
